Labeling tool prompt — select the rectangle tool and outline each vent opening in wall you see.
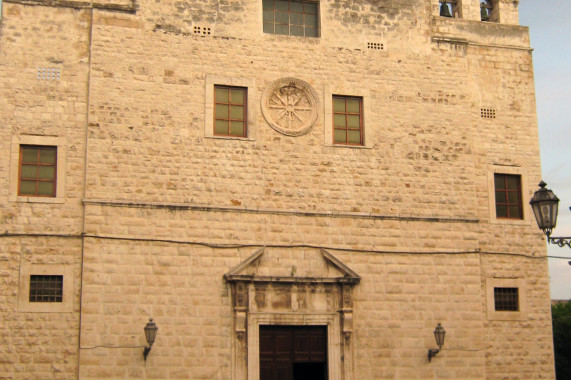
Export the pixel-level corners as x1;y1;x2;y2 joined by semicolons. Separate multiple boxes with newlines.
193;26;211;35
367;42;383;50
37;67;60;81
481;107;496;119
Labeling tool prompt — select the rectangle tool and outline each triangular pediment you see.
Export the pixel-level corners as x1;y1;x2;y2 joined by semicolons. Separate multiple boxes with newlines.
224;248;360;284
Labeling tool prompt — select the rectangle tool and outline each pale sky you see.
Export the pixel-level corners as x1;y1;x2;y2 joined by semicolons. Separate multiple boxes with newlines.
519;2;571;300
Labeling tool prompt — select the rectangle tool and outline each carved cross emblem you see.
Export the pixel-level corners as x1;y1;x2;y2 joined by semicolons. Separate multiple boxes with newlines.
262;78;320;136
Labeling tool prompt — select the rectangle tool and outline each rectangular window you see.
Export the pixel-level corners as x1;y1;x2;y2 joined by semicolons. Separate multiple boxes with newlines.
214;86;247;137
29;275;63;303
494;174;522;219
333;96;363;145
494;287;519;311
263;0;318;37
18;145;57;197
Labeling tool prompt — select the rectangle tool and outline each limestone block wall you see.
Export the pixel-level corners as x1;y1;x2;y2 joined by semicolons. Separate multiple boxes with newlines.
0;0;554;379
0;4;89;233
0;236;82;380
83;1;541;237
85;15;479;218
76;204;554;379
481;255;554;379
431;0;520;25
78;238;236;379
76;201;554;379
0;4;89;379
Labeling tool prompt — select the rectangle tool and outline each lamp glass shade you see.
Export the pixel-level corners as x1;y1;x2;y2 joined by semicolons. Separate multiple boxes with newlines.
433;323;446;348
144;319;158;347
530;181;559;236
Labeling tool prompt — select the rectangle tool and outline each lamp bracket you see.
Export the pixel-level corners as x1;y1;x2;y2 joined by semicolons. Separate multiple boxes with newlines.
548;236;571;248
428;348;440;362
143;346;152;361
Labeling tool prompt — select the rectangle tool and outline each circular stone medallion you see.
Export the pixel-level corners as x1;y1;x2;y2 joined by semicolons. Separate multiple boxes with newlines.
261;77;320;136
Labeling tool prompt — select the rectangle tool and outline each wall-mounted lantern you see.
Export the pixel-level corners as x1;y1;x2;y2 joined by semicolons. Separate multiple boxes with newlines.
143;319;158;361
428;323;446;362
530;181;571;248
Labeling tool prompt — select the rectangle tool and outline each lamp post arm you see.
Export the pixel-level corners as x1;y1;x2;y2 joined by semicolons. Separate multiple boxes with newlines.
548;236;571;249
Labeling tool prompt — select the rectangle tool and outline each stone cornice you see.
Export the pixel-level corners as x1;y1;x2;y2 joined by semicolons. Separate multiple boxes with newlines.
3;0;137;13
82;199;480;224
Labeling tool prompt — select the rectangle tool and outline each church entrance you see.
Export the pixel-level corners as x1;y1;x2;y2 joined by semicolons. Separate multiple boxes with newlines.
259;326;327;380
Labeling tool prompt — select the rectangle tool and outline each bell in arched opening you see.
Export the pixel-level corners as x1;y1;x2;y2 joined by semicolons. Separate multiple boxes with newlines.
481;0;492;22
440;1;452;18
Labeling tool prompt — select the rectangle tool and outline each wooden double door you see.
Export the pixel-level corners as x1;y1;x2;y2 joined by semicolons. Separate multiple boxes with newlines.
260;325;327;380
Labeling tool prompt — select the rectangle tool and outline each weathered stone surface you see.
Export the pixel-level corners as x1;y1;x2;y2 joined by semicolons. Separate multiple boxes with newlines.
0;0;554;379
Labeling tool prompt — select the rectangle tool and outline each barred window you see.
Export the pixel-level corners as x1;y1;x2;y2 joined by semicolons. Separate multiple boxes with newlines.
494;287;519;311
29;275;63;303
263;0;318;37
19;145;57;197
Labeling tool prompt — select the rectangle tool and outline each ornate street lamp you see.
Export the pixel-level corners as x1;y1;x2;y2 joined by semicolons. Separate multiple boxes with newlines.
143;319;158;361
530;181;571;248
428;323;446;362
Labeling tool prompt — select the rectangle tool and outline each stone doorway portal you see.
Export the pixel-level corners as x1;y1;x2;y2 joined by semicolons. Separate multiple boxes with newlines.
260;325;327;380
225;248;360;380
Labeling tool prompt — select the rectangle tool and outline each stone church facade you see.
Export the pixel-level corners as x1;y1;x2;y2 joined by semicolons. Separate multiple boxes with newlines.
0;0;556;379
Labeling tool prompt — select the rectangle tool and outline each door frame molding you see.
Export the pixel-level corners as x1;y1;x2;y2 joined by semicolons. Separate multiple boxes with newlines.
225;248;360;380
249;313;341;380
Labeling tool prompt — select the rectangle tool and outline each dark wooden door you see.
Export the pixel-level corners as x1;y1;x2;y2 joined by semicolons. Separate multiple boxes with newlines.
260;326;327;380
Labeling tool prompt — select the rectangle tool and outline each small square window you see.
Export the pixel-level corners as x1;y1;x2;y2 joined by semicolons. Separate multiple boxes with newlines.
18;145;57;197
214;86;247;137
486;278;526;320
263;0;319;37
332;96;363;146
494;287;519;311
29;275;63;303
494;174;522;219
18;264;73;312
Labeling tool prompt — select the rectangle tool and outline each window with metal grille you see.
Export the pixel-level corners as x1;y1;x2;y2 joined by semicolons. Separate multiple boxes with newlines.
494;287;519;311
333;96;363;145
29;275;63;302
494;174;522;219
214;86;247;137
263;0;318;37
18;145;57;197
